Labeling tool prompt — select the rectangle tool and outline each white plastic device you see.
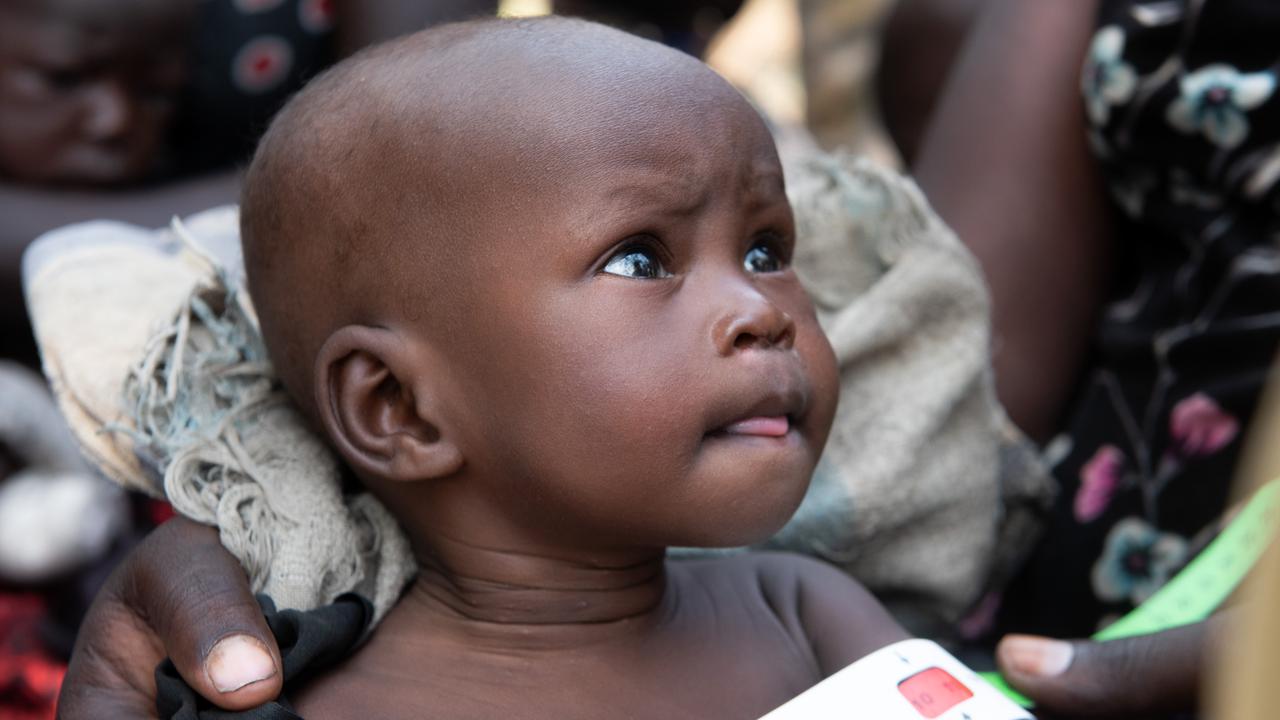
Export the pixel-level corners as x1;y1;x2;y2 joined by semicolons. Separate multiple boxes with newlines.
761;639;1035;720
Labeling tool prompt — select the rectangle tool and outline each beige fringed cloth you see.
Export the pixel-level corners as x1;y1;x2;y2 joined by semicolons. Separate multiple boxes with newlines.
22;212;413;623
22;152;1052;637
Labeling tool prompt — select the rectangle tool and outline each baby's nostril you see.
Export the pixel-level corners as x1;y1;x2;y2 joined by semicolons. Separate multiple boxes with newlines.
732;322;794;350
777;324;795;347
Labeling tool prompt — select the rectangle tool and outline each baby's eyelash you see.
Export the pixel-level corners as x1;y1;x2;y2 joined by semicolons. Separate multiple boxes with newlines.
600;237;673;279
752;231;793;260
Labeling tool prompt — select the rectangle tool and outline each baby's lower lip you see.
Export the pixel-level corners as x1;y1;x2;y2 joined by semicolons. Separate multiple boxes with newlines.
720;416;790;437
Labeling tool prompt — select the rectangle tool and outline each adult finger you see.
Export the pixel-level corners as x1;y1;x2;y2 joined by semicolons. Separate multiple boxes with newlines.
996;619;1219;718
58;586;170;719
59;517;283;718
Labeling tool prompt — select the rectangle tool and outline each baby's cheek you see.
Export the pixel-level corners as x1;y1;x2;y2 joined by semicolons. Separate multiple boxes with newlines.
488;321;697;461
800;322;840;445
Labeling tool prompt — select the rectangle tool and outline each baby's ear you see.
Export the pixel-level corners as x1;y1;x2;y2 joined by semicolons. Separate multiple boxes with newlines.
313;325;463;483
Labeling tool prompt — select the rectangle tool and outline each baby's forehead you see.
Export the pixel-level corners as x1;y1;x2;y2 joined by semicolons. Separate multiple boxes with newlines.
261;22;774;239
326;36;777;218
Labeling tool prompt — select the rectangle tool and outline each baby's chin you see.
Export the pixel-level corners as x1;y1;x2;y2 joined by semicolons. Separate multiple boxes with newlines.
666;441;816;546
662;467;814;550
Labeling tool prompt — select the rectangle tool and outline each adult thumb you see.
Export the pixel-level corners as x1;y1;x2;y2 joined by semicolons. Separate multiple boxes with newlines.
995;620;1213;718
143;518;283;709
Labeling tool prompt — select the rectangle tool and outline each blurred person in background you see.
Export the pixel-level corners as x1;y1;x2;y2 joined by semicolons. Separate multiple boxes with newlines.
0;0;192;186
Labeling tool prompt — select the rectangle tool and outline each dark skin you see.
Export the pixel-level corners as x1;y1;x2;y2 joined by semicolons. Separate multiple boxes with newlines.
876;0;986;168
64;19;908;719
56;519;284;717
306;554;902;719
913;0;1115;446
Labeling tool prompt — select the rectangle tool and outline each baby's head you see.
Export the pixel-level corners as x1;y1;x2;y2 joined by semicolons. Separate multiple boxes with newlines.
0;0;191;184
241;18;839;555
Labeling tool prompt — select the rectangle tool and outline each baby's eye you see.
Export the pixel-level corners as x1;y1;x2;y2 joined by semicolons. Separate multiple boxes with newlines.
744;241;786;274
602;245;671;279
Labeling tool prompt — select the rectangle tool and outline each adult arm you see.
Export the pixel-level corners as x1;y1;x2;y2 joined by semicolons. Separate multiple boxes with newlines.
57;517;282;719
877;0;986;167
912;0;1115;442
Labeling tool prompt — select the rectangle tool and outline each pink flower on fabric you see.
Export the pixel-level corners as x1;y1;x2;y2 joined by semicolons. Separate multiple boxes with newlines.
1076;445;1124;523
1170;393;1239;458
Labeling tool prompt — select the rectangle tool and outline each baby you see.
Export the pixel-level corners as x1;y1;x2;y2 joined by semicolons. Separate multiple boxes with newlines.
238;16;906;718
0;0;191;184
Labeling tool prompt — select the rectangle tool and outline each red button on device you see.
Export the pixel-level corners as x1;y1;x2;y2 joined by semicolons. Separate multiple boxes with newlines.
897;667;974;718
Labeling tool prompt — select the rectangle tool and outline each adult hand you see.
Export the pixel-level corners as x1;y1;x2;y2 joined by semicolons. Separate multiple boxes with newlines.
996;617;1222;718
58;517;282;719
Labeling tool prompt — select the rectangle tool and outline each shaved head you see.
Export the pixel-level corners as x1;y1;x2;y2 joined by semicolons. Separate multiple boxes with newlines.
241;17;754;421
239;15;836;560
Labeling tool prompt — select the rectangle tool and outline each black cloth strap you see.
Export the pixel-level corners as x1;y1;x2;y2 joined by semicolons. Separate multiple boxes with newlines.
156;593;372;719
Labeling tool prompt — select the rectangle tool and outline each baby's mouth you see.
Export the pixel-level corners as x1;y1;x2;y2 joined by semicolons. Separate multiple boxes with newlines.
718;415;791;438
704;373;808;441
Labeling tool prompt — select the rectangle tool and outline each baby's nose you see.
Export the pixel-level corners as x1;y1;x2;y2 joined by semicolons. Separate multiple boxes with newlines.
711;284;796;356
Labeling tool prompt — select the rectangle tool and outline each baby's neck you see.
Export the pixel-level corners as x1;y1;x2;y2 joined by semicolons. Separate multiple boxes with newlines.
395;531;671;647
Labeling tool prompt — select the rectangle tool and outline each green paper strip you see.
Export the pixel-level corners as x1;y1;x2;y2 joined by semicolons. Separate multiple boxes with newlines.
977;671;1033;708
981;479;1279;708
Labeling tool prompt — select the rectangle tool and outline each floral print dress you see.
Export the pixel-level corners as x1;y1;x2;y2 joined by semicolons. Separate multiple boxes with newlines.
996;0;1280;639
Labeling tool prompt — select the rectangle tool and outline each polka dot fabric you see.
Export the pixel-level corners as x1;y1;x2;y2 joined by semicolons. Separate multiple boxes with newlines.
172;0;335;171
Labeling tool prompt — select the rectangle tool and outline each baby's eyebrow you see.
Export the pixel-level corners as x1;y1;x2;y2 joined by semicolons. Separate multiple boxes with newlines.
596;164;786;214
600;179;710;218
740;169;787;207
746;168;786;195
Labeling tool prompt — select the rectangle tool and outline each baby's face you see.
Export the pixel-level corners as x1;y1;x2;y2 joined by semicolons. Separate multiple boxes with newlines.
418;91;840;550
0;1;188;184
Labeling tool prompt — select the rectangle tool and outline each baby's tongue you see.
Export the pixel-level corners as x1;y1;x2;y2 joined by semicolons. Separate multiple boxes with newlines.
722;416;788;437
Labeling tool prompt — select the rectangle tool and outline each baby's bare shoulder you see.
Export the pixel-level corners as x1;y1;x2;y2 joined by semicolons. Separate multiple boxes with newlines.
740;551;909;675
